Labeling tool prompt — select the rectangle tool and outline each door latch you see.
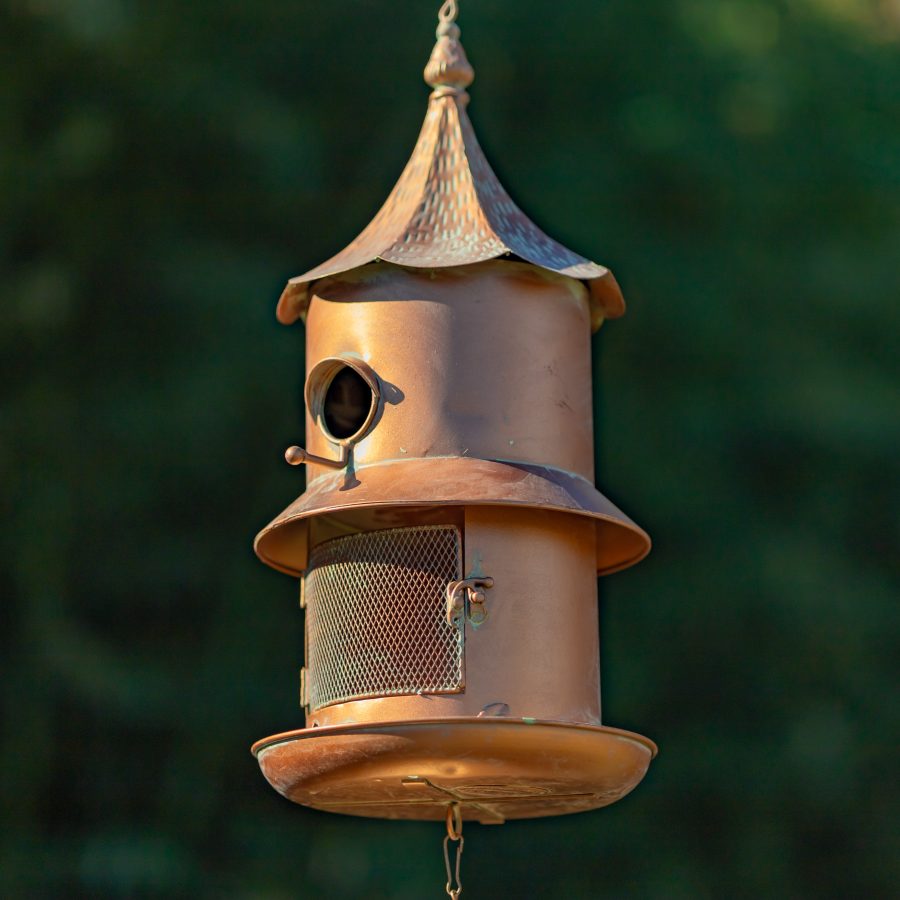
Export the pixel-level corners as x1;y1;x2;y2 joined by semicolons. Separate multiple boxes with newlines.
446;577;494;627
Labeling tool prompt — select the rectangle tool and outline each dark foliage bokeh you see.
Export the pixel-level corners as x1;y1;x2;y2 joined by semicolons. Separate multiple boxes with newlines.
2;0;897;897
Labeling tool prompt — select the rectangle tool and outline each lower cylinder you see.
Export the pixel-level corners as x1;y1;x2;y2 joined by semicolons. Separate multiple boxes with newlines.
304;506;602;728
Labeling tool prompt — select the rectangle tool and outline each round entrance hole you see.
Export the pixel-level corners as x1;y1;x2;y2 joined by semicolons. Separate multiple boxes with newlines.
305;357;381;445
322;366;373;440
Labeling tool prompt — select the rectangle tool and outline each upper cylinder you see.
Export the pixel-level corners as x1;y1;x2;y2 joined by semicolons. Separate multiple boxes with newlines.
303;260;595;482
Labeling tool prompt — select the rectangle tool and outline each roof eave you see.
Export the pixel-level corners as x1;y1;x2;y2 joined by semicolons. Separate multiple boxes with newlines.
276;257;624;329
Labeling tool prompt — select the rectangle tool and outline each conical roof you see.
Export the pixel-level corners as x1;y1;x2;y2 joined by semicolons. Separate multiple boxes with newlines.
276;3;625;331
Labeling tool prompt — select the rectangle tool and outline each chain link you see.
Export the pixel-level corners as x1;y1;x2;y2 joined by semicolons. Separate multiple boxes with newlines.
443;835;464;898
439;0;459;25
443;803;464;898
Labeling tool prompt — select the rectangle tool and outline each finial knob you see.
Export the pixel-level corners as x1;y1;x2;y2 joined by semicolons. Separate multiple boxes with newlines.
424;0;474;92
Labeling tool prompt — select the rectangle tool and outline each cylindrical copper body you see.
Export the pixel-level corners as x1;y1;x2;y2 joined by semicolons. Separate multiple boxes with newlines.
304;261;595;481
290;262;603;730
309;507;601;728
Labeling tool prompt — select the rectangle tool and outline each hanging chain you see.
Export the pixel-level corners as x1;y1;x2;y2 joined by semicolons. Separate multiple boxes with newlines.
439;0;459;25
443;803;464;898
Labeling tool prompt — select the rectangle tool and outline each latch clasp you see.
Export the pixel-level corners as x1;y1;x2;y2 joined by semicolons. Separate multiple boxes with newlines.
446;577;494;626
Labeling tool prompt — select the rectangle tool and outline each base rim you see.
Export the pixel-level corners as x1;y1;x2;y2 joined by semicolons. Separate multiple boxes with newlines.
252;717;656;823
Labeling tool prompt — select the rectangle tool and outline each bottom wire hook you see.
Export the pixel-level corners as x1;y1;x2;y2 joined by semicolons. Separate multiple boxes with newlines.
443;834;464;898
443;803;464;898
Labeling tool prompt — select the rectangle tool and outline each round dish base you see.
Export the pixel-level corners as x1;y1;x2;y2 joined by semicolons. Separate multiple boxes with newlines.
252;717;656;823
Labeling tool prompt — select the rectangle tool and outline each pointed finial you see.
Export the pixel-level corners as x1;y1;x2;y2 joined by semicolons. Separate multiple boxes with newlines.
424;0;474;93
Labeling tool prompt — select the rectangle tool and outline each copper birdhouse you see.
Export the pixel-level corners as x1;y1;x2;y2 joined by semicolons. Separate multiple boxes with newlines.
252;1;656;835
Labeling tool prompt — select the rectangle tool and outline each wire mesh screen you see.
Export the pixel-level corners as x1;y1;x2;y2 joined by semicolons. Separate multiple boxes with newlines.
305;525;464;710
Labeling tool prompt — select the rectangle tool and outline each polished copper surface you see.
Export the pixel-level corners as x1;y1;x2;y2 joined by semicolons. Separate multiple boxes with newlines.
275;13;624;332
252;718;656;823
250;1;656;827
255;262;651;577
254;457;650;578
303;263;597;480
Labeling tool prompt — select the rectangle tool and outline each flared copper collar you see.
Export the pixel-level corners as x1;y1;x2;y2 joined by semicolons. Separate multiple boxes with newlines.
276;8;625;331
254;457;651;578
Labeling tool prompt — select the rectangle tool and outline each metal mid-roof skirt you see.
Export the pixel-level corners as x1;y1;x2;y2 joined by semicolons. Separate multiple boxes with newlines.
275;13;626;331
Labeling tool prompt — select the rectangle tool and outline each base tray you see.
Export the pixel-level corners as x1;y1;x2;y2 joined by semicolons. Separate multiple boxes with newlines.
252;717;656;823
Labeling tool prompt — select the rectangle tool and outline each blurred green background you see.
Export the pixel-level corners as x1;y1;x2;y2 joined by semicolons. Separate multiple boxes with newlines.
2;0;898;896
